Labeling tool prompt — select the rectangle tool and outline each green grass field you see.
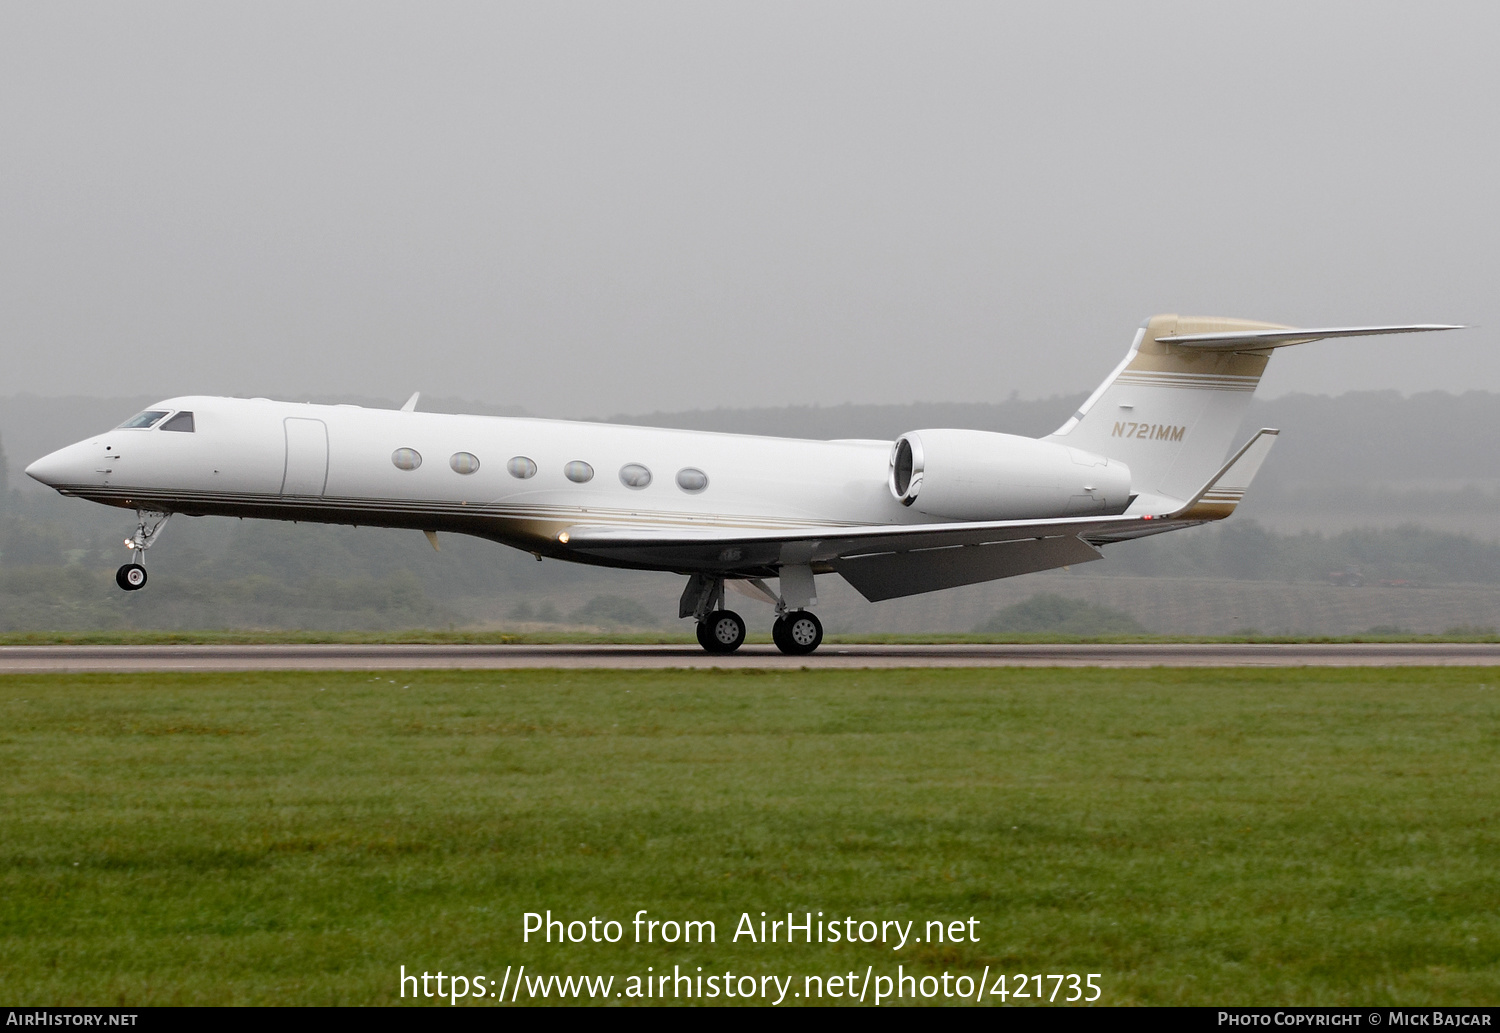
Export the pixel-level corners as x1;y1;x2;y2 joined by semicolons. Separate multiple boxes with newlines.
2;668;1498;1006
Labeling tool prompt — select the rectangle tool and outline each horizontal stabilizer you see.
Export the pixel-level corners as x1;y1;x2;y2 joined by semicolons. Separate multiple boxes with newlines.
1157;324;1463;350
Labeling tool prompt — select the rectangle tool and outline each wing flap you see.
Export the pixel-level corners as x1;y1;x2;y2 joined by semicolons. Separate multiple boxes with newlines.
833;535;1103;602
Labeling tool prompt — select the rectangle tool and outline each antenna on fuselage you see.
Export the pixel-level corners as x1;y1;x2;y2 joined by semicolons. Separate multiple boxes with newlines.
400;392;420;412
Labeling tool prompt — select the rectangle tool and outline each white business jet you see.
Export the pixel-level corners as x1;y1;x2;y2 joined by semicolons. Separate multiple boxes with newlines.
26;315;1459;654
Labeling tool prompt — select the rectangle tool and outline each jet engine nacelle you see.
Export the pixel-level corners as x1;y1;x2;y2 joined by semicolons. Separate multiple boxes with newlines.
888;429;1132;520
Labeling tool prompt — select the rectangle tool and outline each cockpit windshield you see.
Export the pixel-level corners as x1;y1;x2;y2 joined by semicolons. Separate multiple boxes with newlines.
117;410;169;429
160;411;195;432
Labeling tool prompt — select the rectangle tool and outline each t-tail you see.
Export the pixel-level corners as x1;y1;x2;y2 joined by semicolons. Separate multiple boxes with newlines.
1047;314;1463;516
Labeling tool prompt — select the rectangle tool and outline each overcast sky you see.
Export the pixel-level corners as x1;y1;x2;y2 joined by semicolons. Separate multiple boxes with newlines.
2;1;1495;417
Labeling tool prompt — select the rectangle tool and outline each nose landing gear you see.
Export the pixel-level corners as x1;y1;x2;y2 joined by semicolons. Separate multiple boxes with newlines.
115;509;170;593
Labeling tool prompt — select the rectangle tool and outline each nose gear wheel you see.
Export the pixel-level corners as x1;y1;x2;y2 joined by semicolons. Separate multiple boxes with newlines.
113;509;171;592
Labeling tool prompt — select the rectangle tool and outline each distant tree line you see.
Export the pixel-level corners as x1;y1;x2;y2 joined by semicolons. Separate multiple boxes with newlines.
1100;520;1500;586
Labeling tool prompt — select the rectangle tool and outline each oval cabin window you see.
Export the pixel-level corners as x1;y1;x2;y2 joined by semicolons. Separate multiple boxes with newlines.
676;467;709;493
507;456;537;479
450;452;480;475
392;448;422;471
619;463;652;489
563;461;594;483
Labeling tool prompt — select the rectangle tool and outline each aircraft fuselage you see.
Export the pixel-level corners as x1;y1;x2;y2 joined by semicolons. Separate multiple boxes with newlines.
27;395;919;568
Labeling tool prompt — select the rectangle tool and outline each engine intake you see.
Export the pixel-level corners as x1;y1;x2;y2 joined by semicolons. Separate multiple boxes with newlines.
888;429;1131;521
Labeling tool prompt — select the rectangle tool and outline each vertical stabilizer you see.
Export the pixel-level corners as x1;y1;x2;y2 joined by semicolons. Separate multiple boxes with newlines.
1047;314;1289;503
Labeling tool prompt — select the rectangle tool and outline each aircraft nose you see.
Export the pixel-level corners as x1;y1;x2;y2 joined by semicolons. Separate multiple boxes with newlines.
25;444;91;487
25;452;65;486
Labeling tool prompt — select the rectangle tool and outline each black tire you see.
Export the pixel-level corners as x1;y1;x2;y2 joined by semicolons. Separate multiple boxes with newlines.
771;615;792;653
695;620;713;650
700;610;746;653
775;611;823;655
116;563;147;591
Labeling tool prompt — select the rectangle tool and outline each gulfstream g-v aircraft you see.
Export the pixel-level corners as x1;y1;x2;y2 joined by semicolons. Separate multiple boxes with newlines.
26;315;1460;655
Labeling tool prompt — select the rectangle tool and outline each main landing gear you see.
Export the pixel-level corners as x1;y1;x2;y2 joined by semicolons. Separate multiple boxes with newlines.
115;509;170;593
696;610;748;653
772;610;823;656
680;573;825;656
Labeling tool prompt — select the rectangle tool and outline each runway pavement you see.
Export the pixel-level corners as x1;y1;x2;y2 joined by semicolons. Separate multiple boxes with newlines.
2;642;1499;672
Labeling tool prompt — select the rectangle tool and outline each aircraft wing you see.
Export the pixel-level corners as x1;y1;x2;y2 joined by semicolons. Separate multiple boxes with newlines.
560;426;1279;601
559;512;1174;601
561;511;1150;565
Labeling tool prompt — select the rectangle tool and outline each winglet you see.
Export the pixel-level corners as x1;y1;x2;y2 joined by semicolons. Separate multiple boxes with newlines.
401;392;421;412
1168;428;1279;521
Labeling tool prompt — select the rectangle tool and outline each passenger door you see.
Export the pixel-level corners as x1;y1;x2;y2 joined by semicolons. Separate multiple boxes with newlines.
281;418;329;496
